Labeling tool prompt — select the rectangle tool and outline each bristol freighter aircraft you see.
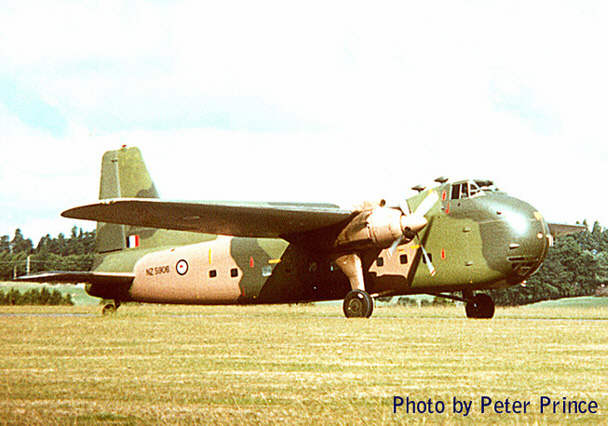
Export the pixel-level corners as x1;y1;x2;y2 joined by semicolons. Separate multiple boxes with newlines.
20;147;583;318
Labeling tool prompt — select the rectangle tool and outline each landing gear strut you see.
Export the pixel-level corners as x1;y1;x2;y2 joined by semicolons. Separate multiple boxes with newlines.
464;293;495;319
343;290;374;318
102;300;121;316
334;253;375;318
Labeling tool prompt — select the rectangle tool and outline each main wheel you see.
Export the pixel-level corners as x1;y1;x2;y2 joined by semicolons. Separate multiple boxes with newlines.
343;290;374;318
102;303;117;316
465;294;495;319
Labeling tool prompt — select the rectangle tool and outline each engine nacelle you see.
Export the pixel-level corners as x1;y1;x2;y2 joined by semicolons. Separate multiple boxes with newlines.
367;207;406;247
334;207;427;250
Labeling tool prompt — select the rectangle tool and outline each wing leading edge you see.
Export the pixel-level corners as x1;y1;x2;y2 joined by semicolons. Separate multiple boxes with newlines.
62;198;355;238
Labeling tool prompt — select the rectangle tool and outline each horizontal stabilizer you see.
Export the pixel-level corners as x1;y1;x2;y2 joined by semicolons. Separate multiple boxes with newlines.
62;198;354;238
16;271;134;286
548;223;587;237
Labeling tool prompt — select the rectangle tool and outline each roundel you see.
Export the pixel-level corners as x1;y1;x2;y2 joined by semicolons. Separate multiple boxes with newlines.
176;259;189;276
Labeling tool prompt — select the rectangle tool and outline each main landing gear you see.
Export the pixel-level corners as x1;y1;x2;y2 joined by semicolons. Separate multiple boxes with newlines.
102;300;121;316
334;253;375;318
343;290;374;318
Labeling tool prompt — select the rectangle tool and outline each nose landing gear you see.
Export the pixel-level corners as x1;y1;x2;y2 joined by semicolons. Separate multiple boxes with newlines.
462;290;495;319
427;290;496;319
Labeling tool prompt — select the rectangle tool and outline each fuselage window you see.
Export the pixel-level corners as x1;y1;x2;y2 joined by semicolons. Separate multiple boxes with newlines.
377;257;384;267
400;254;408;264
262;265;272;277
230;268;238;277
209;269;217;278
422;253;433;264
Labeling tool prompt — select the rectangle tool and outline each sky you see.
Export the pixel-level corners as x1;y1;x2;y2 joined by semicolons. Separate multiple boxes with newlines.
1;1;607;244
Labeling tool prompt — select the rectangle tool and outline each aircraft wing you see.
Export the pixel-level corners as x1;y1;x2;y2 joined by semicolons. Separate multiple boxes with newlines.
16;271;135;286
548;223;587;237
62;198;355;238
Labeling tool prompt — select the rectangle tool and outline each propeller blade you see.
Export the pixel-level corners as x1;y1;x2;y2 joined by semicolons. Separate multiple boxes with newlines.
419;242;436;276
388;235;404;256
399;199;410;215
416;215;436;276
414;190;439;217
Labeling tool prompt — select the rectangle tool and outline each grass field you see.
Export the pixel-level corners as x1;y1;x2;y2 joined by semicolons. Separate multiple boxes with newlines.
524;296;608;308
0;304;607;425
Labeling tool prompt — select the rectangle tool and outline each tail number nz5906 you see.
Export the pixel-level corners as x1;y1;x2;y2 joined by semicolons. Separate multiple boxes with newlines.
146;265;170;276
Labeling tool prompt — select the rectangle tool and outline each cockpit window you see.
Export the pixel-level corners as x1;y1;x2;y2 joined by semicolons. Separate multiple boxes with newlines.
469;182;480;197
451;182;469;200
461;183;469;198
475;179;499;192
451;181;483;200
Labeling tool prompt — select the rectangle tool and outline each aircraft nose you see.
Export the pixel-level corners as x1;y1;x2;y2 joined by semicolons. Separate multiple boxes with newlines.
501;201;550;280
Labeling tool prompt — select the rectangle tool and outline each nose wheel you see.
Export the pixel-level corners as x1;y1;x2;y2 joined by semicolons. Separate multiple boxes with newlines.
343;290;374;318
465;293;495;319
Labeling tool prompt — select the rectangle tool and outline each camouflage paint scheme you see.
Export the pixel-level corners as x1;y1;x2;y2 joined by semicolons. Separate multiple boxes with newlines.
24;147;555;311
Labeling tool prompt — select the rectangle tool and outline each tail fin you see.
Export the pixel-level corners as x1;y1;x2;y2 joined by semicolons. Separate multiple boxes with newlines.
96;146;159;253
99;146;159;200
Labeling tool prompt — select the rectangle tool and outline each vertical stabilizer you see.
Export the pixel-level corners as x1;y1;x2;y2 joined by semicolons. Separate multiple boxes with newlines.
96;147;159;253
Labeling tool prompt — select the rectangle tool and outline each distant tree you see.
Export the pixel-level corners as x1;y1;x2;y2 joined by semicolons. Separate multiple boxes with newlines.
0;235;9;253
52;233;67;256
432;296;454;305
35;234;52;254
595;252;608;287
396;297;418;306
11;229;33;254
592;221;602;239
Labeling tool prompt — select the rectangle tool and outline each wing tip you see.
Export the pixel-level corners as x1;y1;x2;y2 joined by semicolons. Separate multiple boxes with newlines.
548;223;588;237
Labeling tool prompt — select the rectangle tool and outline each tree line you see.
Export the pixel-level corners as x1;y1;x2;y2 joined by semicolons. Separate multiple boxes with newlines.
0;287;73;305
0;227;95;280
2;221;608;306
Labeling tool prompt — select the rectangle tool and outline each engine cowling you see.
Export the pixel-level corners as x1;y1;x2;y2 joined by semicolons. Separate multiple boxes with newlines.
335;206;427;250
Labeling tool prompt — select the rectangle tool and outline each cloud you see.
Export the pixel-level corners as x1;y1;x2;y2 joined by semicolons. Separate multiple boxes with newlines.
0;75;68;136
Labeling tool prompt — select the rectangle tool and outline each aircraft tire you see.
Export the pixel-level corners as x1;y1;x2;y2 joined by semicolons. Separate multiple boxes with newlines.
343;290;373;318
102;303;117;316
465;294;495;319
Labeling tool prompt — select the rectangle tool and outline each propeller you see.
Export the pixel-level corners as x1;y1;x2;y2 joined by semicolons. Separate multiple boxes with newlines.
417;234;436;276
389;190;438;276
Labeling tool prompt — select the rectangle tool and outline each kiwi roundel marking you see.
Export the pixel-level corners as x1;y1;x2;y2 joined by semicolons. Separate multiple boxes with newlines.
176;259;189;276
